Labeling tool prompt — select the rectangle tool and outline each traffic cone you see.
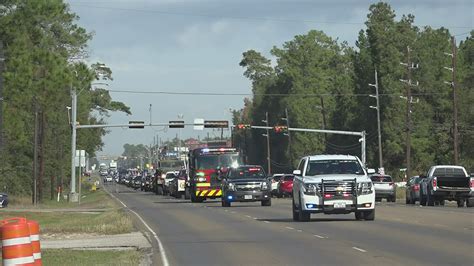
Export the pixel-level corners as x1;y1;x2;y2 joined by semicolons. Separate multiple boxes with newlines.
0;217;35;265
27;220;42;266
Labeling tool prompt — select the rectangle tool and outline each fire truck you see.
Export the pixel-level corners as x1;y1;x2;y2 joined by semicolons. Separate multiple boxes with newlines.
187;147;241;202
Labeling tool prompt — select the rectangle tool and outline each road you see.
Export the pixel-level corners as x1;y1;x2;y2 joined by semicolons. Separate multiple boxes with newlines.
106;184;474;266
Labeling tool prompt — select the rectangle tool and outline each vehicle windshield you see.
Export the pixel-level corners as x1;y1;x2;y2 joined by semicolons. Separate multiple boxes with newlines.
306;160;364;175
228;167;266;179
196;154;241;170
370;175;392;182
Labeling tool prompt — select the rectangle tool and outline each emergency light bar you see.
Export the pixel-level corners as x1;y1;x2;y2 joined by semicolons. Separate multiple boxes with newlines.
200;147;237;154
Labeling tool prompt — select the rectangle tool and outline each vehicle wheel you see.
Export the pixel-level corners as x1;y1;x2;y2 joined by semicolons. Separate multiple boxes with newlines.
298;196;310;222
261;199;271;206
419;191;427;206
439;200;445;206
276;191;283;198
157;186;163;195
355;211;364;220
457;199;465;207
466;198;474;208
221;199;230;207
184;187;191;200
364;209;375;221
427;192;435;206
391;196;396;203
405;195;410;204
292;196;299;221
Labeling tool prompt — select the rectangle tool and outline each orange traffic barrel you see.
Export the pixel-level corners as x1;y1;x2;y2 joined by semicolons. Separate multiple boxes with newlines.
27;220;42;266
0;217;35;266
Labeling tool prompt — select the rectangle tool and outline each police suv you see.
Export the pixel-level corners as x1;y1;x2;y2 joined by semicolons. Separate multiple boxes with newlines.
292;155;375;221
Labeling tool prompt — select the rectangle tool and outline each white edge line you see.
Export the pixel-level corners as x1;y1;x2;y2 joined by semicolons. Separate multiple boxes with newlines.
245;215;251;218
352;246;367;253
108;189;170;266
314;234;325;239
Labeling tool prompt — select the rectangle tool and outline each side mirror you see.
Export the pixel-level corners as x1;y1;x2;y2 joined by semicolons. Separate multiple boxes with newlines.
367;168;376;174
293;170;302;176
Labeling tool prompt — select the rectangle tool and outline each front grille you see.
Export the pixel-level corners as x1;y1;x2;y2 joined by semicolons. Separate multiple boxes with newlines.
235;182;261;191
319;181;356;196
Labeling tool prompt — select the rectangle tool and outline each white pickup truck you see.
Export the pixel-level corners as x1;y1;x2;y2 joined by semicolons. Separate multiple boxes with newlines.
292;155;375;221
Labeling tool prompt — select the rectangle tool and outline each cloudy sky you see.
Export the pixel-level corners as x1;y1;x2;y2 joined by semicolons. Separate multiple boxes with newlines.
66;0;473;156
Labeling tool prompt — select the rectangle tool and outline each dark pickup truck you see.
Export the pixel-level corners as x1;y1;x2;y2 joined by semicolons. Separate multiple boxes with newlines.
419;165;474;207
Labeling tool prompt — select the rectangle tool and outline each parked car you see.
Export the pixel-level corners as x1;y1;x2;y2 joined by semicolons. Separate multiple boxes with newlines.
277;175;294;198
419;165;473;207
0;193;8;208
405;176;422;204
370;174;396;202
131;176;142;189
221;165;272;207
141;175;153;192
270;174;284;196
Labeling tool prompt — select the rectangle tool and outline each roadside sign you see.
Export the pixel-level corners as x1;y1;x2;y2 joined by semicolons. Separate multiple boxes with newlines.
194;118;204;130
75;150;86;167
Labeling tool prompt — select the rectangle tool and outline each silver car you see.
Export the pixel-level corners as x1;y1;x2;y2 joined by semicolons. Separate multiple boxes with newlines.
370;175;396;202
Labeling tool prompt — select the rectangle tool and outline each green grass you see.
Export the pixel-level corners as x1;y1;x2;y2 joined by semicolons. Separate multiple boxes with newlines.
42;249;142;266
0;208;133;235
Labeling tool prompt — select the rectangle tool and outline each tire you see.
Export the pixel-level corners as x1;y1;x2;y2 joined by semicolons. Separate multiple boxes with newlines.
466;198;474;208
261;199;271;206
405;195;410;204
157;186;163;196
419;189;427;206
391;196;396;203
355;211;364;220
427;191;435;206
292;196;299;221
184;187;191;200
298;195;310;222
457;199;465;208
439;200;445;206
364;209;375;221
221;199;230;207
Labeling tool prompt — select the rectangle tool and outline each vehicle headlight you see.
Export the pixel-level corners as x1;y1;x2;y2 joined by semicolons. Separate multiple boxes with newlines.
303;183;319;195
358;182;372;195
227;182;235;191
261;182;269;190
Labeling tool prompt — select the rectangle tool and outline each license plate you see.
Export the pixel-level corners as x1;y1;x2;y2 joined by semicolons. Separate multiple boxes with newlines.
244;195;252;200
333;202;346;208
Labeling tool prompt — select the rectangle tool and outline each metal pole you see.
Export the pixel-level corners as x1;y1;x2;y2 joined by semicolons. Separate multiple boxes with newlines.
70;86;78;202
78;150;82;205
361;131;366;167
374;70;383;169
284;108;293;168
451;36;459;165
265;112;271;175
0;41;4;152
405;46;413;180
33;100;38;205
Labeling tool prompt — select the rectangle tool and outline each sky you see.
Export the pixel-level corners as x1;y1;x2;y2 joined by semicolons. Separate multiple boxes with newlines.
65;0;473;157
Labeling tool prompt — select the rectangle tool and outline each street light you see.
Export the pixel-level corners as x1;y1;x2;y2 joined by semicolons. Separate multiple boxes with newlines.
69;66;109;202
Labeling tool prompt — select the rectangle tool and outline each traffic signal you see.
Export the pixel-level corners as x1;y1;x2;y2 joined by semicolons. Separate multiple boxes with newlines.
204;120;229;128
169;120;185;128
274;125;288;133
235;124;251;130
129;121;145;129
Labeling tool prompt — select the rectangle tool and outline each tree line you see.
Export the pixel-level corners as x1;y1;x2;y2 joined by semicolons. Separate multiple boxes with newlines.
233;2;473;179
0;1;130;200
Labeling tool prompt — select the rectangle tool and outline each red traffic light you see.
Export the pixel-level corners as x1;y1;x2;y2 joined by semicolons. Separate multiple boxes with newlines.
274;126;287;133
236;124;250;129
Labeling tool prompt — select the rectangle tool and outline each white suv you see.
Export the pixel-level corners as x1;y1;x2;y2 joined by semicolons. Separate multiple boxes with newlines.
292;155;375;221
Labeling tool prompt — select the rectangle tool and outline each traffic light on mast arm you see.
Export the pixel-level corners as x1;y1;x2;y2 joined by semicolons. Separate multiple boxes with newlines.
274;125;288;133
235;124;251;130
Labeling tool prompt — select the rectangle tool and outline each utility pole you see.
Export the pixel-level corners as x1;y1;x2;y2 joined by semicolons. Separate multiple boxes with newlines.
400;46;419;180
33;99;39;205
0;41;4;153
262;112;271;175
444;36;459;165
282;108;293;169
369;69;383;171
70;85;78;202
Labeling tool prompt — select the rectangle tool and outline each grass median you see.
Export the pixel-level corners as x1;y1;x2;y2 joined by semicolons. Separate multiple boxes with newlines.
43;249;142;266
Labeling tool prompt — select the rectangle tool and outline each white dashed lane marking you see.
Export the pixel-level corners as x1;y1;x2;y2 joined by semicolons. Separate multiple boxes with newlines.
285;226;295;230
314;234;326;239
352;247;367;253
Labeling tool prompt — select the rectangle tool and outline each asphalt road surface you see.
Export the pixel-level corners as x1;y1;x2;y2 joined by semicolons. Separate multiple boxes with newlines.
106;184;474;266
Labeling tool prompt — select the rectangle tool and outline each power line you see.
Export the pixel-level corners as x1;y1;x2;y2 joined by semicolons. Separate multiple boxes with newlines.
69;3;473;29
107;89;446;98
